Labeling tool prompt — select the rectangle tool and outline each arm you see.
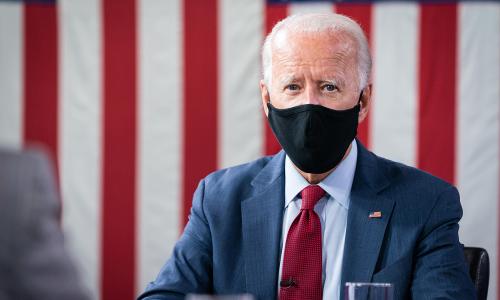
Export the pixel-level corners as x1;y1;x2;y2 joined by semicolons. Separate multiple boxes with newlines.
411;186;476;299
138;179;214;300
12;150;89;300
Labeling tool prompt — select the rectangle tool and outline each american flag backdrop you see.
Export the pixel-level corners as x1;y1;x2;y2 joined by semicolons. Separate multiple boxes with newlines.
0;0;499;299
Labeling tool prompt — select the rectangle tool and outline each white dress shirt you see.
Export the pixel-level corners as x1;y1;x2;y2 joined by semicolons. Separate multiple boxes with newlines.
278;141;358;300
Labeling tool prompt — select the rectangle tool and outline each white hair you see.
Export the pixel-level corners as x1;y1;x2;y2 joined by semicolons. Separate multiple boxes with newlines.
262;13;372;91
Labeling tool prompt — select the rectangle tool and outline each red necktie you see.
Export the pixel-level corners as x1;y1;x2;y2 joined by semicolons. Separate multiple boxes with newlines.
280;185;325;300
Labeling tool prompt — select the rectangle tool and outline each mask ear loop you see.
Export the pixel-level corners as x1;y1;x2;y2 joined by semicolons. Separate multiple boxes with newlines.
354;91;363;111
358;91;363;104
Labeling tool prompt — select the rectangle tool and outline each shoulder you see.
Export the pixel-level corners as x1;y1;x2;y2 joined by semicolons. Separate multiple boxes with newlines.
0;146;58;223
353;139;451;196
186;153;282;224
0;147;50;197
355;141;458;210
367;151;460;218
376;154;453;194
202;154;276;195
0;146;53;178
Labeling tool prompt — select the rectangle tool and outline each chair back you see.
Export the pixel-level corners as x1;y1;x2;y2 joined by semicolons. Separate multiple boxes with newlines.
463;246;489;300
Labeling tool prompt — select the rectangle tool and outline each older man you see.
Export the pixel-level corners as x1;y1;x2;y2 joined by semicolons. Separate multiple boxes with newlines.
139;13;475;300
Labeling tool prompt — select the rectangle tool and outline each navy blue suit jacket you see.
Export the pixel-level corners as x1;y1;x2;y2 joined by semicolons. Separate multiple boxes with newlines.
138;141;475;299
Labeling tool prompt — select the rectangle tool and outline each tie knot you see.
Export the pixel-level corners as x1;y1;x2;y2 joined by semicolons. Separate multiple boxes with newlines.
300;185;325;210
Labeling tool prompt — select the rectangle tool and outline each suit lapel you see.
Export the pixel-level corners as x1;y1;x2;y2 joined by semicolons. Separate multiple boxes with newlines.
340;141;395;297
241;151;285;299
240;144;396;298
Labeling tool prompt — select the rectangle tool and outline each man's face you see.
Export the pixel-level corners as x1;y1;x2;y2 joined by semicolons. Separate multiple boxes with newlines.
261;30;370;123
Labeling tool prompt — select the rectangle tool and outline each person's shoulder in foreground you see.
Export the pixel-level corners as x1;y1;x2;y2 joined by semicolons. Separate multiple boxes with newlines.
0;147;90;300
138;141;475;300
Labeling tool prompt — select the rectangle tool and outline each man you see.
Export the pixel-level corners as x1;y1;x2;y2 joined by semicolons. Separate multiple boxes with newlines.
0;147;89;300
139;13;475;299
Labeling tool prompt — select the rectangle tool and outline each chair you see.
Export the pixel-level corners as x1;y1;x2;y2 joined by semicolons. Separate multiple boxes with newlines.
463;247;489;300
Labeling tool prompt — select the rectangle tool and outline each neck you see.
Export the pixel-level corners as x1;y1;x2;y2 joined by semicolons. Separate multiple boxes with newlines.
294;144;352;184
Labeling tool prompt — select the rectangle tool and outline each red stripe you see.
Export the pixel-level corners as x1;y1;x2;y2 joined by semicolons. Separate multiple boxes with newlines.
335;3;373;149
417;4;457;184
182;0;219;226
23;3;59;175
264;3;288;156
101;0;137;298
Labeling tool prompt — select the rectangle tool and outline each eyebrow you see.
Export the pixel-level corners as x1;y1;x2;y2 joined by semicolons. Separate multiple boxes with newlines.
277;74;299;86
321;77;346;88
277;75;346;88
275;66;349;87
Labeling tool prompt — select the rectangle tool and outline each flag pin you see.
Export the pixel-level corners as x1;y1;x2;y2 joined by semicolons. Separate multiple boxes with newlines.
369;211;382;218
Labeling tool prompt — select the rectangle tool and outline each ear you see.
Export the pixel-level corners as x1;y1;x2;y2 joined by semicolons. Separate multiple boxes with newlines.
358;84;372;124
260;79;271;117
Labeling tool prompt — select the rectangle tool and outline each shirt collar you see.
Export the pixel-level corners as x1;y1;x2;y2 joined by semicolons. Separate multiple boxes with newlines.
284;140;358;210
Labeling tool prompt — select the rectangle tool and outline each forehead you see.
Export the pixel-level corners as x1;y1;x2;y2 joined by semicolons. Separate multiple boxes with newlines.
271;30;358;72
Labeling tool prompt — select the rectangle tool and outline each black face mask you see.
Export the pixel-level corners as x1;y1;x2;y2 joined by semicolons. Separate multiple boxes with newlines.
267;99;360;174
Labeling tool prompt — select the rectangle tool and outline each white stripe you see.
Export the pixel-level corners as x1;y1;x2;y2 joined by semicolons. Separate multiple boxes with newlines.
137;0;182;293
457;4;500;300
219;0;264;168
0;2;23;148
288;2;333;15
58;0;101;298
371;3;419;167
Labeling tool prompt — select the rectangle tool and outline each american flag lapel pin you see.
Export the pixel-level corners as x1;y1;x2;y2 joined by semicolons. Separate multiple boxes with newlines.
369;211;382;218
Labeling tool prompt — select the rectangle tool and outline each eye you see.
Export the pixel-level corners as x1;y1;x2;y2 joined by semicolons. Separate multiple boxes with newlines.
322;84;337;92
285;84;300;91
